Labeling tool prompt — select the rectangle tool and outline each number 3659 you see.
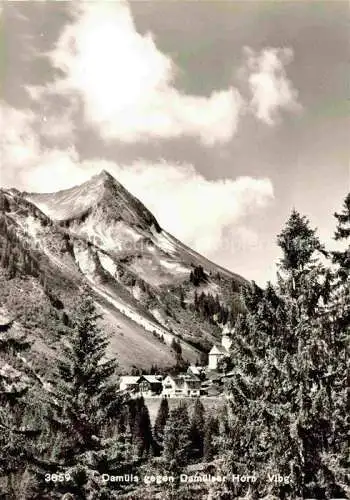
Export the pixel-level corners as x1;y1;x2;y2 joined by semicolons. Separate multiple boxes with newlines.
45;473;71;482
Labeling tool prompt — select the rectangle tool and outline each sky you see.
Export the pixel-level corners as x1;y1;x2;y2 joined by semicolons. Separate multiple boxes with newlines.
0;1;349;285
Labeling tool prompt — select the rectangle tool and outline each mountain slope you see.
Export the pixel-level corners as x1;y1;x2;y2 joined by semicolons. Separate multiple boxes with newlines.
27;171;245;286
0;171;247;371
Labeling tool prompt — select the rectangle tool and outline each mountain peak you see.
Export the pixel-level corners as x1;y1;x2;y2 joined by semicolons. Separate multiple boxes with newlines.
94;169;115;182
99;169;111;177
25;169;161;230
89;169;130;195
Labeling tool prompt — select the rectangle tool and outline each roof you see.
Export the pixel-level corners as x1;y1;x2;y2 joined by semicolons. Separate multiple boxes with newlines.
142;375;163;384
162;375;184;388
209;344;228;355
162;374;201;390
206;371;223;382
120;376;140;384
188;365;205;375
179;373;200;381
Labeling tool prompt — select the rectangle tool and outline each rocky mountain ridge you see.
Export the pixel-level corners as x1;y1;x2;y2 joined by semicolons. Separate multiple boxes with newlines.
0;171;247;371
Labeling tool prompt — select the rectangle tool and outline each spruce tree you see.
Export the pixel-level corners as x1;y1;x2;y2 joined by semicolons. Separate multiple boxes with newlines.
179;288;186;309
333;193;350;268
203;416;219;462
222;210;348;499
0;316;40;498
115;404;135;474
153;398;169;451
189;398;205;459
163;403;191;474
274;211;341;498
322;194;350;493
332;193;350;327
132;397;153;460
33;286;121;499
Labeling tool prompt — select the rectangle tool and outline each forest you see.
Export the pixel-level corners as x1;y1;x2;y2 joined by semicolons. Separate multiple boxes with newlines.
0;194;349;499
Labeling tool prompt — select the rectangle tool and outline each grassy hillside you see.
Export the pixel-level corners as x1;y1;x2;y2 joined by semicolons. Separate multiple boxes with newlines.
0;174;247;371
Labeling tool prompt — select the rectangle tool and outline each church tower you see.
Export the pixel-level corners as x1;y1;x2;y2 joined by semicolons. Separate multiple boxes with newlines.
221;323;233;352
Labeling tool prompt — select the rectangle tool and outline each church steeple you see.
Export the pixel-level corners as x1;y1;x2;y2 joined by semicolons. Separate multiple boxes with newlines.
221;323;233;351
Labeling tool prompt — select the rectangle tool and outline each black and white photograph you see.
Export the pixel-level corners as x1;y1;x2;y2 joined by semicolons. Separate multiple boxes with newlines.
0;1;349;498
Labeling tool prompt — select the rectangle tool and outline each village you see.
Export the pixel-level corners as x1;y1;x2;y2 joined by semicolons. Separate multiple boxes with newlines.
119;325;235;399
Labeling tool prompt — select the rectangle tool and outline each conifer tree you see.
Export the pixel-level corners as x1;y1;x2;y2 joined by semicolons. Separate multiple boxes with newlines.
274;211;340;497
0;317;40;498
333;194;350;266
163;403;191;474
189;398;205;459
222;210;348;499
132;397;153;460
153;398;169;450
115;404;135;474
171;338;183;366
179;289;186;309
322;194;350;493
33;286;121;499
203;416;219;462
332;193;350;327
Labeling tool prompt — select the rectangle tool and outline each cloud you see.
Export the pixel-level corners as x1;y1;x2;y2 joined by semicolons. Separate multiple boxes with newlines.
108;161;274;256
47;1;244;145
14;151;273;258
20;3;300;149
242;47;301;125
0;102;82;189
1;100;273;263
0;105;38;182
0;93;76;190
25;83;78;147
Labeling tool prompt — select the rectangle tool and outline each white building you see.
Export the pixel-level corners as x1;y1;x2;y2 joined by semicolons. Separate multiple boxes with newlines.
119;376;140;392
208;345;228;370
208;324;233;370
119;375;163;395
162;375;201;398
187;365;206;377
221;329;233;351
140;375;163;396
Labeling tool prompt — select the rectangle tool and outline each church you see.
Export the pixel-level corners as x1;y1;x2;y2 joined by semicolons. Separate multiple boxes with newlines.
208;324;234;370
